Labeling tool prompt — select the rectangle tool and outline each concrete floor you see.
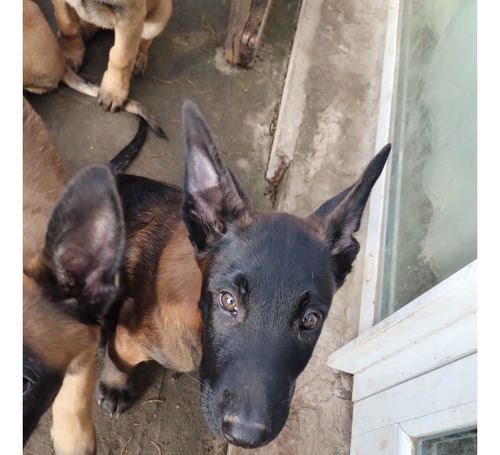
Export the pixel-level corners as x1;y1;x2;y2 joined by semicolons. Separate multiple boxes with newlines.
23;0;389;453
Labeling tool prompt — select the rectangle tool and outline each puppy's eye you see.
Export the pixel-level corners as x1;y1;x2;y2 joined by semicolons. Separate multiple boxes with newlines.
301;312;319;330
23;377;33;397
218;292;237;315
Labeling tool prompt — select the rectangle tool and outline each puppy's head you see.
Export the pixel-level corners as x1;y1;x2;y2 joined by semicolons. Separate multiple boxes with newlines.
181;101;391;448
23;165;125;443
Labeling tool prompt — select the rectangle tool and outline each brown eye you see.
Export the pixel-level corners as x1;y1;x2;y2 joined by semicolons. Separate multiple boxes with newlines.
219;292;237;314
301;312;319;330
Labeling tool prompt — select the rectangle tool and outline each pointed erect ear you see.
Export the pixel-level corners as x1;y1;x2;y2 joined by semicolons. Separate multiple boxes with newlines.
181;100;251;256
38;165;125;323
309;144;391;288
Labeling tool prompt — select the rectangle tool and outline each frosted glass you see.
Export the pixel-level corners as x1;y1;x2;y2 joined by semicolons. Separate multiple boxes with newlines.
377;0;477;321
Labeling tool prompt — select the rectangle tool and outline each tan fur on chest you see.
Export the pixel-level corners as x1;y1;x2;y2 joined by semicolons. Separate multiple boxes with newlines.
64;0;145;29
111;222;203;373
157;224;202;316
154;223;203;371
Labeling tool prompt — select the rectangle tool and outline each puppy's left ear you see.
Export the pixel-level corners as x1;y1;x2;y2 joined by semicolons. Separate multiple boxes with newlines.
308;145;391;288
181;100;251;256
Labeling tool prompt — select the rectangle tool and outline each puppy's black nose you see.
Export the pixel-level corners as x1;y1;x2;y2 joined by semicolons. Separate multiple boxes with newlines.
221;414;272;448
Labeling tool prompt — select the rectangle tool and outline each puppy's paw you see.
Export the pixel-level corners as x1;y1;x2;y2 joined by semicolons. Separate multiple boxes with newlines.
98;71;129;112
133;51;148;77
95;378;135;417
97;86;127;112
52;430;96;455
51;412;96;455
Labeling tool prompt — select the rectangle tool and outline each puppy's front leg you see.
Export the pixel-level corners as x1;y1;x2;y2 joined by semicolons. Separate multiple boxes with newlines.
134;0;173;75
51;0;85;71
51;353;97;455
96;325;150;416
98;24;143;112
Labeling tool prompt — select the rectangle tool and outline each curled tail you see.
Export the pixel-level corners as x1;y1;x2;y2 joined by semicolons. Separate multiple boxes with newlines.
61;66;167;139
108;117;148;174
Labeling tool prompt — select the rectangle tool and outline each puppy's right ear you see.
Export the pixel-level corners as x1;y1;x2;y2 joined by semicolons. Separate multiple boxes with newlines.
307;145;391;289
181;100;251;256
26;165;125;324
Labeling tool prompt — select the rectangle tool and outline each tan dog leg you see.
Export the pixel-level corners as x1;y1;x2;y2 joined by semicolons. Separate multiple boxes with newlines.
98;23;143;111
51;353;97;455
99;0;173;109
133;0;174;76
51;0;85;71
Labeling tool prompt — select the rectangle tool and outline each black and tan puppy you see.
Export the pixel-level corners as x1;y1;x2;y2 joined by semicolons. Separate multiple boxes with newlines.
23;0;166;137
96;101;391;448
23;97;146;453
51;0;173;111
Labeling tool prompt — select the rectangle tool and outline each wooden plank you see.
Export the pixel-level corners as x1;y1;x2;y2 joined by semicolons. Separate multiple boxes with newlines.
225;0;273;67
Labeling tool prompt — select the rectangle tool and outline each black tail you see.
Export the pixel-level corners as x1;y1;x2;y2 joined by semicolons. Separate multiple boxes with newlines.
108;118;148;174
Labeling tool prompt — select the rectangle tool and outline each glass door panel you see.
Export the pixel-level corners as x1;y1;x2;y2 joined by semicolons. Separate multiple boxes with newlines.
377;0;477;322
